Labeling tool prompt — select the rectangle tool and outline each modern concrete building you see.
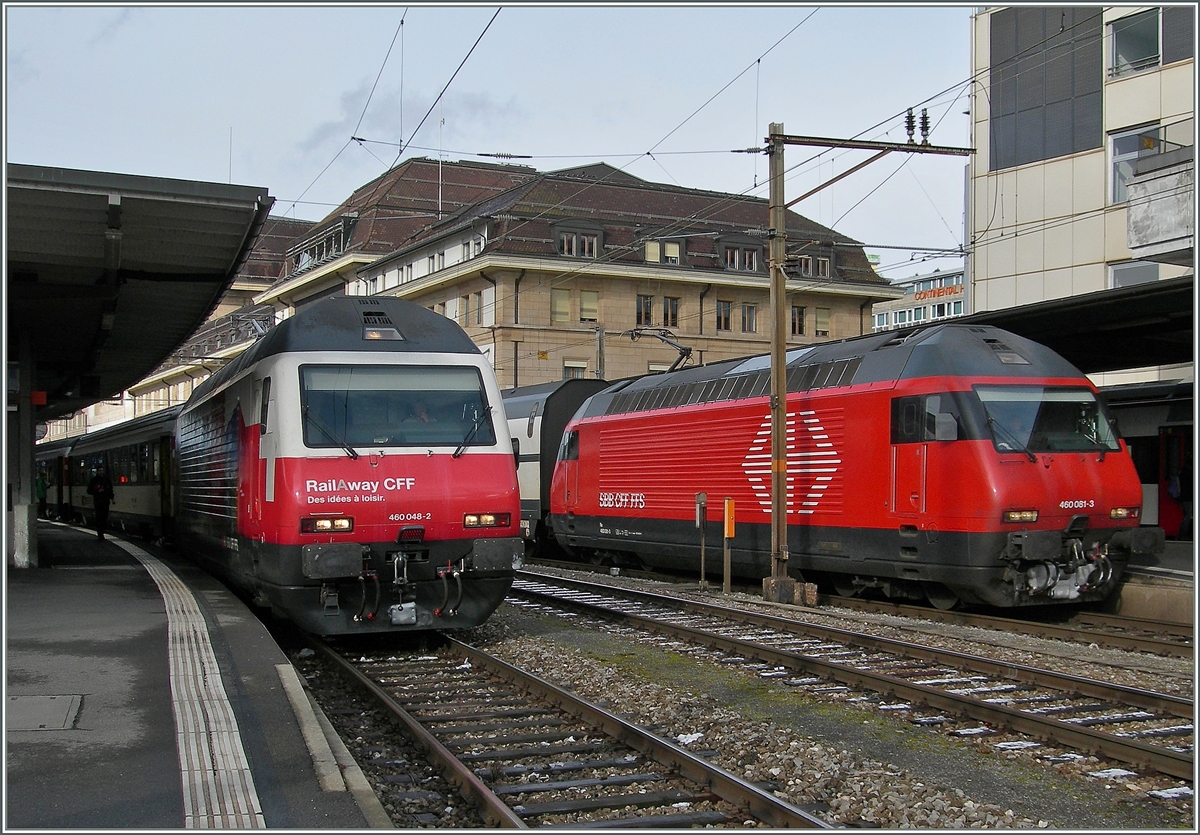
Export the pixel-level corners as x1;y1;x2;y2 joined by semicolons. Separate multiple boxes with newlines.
967;5;1194;387
871;267;967;332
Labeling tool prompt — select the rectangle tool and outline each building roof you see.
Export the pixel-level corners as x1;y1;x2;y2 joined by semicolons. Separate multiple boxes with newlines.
365;162;885;286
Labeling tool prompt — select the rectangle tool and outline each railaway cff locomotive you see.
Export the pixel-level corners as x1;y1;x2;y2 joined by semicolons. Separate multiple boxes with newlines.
546;324;1165;609
40;298;523;635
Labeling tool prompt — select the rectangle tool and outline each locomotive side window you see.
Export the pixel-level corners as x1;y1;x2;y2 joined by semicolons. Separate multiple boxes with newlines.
891;394;962;443
299;365;497;450
976;386;1121;454
557;430;580;462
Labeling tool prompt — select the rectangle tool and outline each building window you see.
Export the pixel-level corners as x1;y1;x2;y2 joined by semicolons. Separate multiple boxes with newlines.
645;241;681;264
952;301;963;315
427;255;436;274
741;303;757;334
791;305;806;336
405;264;413;282
551;288;570;323
716;300;732;332
1112;124;1160;203
366;276;379;295
1109;8;1160;78
559;231;598;258
815;307;830;337
460;295;471;327
462;240;472;260
1111;261;1159;289
912;307;926;322
874;312;889;331
816;257;830;278
563;360;588;380
474;291;484;325
636;294;653;326
663;297;679;328
894;309;909;326
798;255;812;276
580;290;598;323
723;246;761;271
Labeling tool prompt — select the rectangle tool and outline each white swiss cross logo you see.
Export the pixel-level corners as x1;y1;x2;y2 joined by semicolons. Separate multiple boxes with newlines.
742;410;841;515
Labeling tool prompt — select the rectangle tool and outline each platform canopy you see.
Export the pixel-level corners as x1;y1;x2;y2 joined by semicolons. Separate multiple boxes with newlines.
960;275;1194;375
6;164;274;420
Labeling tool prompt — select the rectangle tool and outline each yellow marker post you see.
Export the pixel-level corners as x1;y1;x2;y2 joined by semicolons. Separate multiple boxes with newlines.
723;497;735;593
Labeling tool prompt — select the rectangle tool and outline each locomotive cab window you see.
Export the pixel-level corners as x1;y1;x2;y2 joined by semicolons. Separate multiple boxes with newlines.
891;394;962;444
300;365;496;450
258;376;271;436
557;429;580;462
975;386;1121;454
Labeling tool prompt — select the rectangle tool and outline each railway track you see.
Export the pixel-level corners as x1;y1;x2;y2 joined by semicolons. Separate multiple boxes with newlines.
528;557;1194;658
511;571;1194;782
309;635;830;827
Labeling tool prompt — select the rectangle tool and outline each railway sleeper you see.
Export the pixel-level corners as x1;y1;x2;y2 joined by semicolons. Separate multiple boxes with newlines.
492;772;667;796
511;788;710;818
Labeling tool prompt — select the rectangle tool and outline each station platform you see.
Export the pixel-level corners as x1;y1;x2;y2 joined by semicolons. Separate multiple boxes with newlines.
5;521;392;830
1106;538;1196;625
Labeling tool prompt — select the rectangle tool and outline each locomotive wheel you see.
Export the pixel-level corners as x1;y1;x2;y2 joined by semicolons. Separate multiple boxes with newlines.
832;576;859;598
923;582;960;610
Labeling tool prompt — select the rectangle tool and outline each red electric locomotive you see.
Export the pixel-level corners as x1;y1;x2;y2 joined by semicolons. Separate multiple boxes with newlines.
175;297;522;634
549;324;1165;609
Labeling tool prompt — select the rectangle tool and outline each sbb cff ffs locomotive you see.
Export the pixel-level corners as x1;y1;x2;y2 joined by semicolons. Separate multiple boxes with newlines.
549;324;1165;609
175;297;522;634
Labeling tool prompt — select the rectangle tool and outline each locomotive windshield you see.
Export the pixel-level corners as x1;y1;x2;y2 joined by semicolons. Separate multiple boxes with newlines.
299;365;496;450
975;385;1120;454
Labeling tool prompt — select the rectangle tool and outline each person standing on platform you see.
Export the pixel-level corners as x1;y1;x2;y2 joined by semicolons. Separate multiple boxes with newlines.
86;465;114;540
35;471;48;518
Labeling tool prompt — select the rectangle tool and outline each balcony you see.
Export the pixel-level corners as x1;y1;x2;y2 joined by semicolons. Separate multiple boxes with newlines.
1126;142;1194;267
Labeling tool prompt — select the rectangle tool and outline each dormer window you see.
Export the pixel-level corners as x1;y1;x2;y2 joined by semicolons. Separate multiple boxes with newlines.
715;236;763;272
559;231;598;258
645;240;682;264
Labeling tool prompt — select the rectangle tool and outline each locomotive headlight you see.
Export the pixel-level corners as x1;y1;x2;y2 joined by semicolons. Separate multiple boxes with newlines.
1002;509;1039;523
463;512;511;528
1110;507;1140;520
301;516;354;533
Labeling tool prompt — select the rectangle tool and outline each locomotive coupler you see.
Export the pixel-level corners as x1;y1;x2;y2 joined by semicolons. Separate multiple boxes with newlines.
353;570;382;623
319;583;340;616
435;560;465;617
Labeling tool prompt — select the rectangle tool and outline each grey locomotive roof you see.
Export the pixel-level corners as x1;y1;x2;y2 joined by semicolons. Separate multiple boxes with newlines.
188;297;481;404
581;324;1088;419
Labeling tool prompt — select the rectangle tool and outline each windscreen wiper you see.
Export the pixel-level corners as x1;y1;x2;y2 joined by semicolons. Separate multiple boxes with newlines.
304;406;359;460
454;405;492;459
986;416;1037;463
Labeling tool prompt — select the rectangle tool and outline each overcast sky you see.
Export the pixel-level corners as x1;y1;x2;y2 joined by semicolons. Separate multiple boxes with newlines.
6;4;975;278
